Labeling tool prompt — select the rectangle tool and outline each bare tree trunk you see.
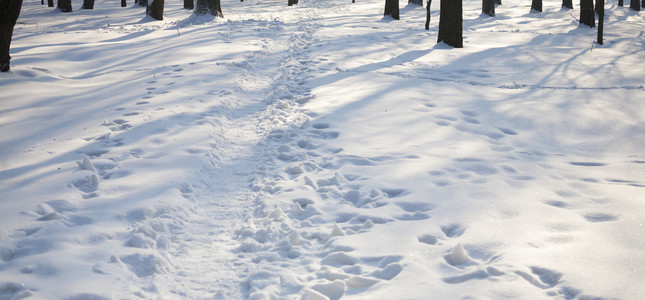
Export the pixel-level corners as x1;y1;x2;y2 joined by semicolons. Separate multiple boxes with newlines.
495;0;501;5
136;0;148;7
630;0;641;10
580;0;595;27
0;0;23;72
288;0;298;6
562;0;573;8
195;0;223;17
184;0;194;9
409;0;423;6
384;0;400;20
437;0;463;48
147;0;164;19
121;0;127;7
48;0;54;7
597;0;604;44
83;0;95;9
58;0;73;12
482;0;495;15
425;0;432;29
618;0;623;6
531;0;542;11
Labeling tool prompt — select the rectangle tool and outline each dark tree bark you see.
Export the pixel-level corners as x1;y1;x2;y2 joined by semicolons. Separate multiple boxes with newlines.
437;0;463;48
597;0;604;44
630;0;640;10
580;0;595;27
288;0;298;6
121;0;127;7
1;0;23;72
618;0;623;6
147;0;164;19
41;0;44;5
562;0;573;8
531;0;542;11
482;0;495;15
184;0;194;9
58;0;73;12
642;0;644;8
195;0;223;17
595;0;602;14
495;0;501;4
410;0;423;6
136;0;148;7
425;0;432;29
82;0;95;9
384;0;400;20
48;0;54;7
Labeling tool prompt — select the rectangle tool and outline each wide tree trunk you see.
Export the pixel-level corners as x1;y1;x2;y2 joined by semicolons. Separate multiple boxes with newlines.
83;0;95;9
531;0;542;11
437;0;463;48
48;0;54;7
147;0;164;19
630;0;640;10
184;0;194;9
384;0;400;20
482;0;495;15
195;0;223;17
0;0;23;72
580;0;595;27
562;0;573;8
58;0;73;12
122;0;127;7
597;0;604;44
425;0;432;30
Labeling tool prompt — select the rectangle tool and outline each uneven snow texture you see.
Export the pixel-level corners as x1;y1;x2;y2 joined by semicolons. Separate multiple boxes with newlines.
1;0;645;299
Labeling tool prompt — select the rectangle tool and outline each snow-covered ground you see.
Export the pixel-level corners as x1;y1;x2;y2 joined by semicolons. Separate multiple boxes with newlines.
2;0;644;298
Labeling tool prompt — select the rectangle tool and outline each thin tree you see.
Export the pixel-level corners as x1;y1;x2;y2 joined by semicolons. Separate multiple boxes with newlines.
288;0;298;6
0;0;23;72
195;0;223;17
562;0;573;9
630;0;640;10
618;0;623;6
48;0;53;7
597;0;604;44
410;0;423;6
425;0;432;30
437;0;463;48
122;0;127;7
531;0;542;12
58;0;73;12
384;0;400;20
147;0;164;19
580;0;595;27
482;0;495;15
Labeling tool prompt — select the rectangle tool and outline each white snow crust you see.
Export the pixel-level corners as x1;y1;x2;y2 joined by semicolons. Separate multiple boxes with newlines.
1;0;644;299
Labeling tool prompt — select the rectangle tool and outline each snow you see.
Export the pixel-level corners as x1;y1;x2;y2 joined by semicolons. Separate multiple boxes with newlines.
1;0;645;299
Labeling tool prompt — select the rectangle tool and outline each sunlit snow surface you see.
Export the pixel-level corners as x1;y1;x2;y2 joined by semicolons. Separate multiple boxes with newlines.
1;0;644;298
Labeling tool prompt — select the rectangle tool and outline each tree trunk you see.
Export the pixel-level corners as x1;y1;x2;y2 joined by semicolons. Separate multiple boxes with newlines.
562;0;573;8
0;0;23;72
531;0;542;11
630;0;641;10
136;0;148;7
184;0;194;9
618;0;623;6
384;0;400;20
122;0;127;7
147;0;164;19
495;0;501;5
425;0;432;30
597;0;604;44
83;0;95;9
48;0;54;7
58;0;73;12
409;0;423;6
437;0;463;48
288;0;298;6
195;0;223;17
482;0;495;15
580;0;595;27
41;0;44;5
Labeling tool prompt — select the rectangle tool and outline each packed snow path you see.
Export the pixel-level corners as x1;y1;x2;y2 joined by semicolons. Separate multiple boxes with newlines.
2;0;645;299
